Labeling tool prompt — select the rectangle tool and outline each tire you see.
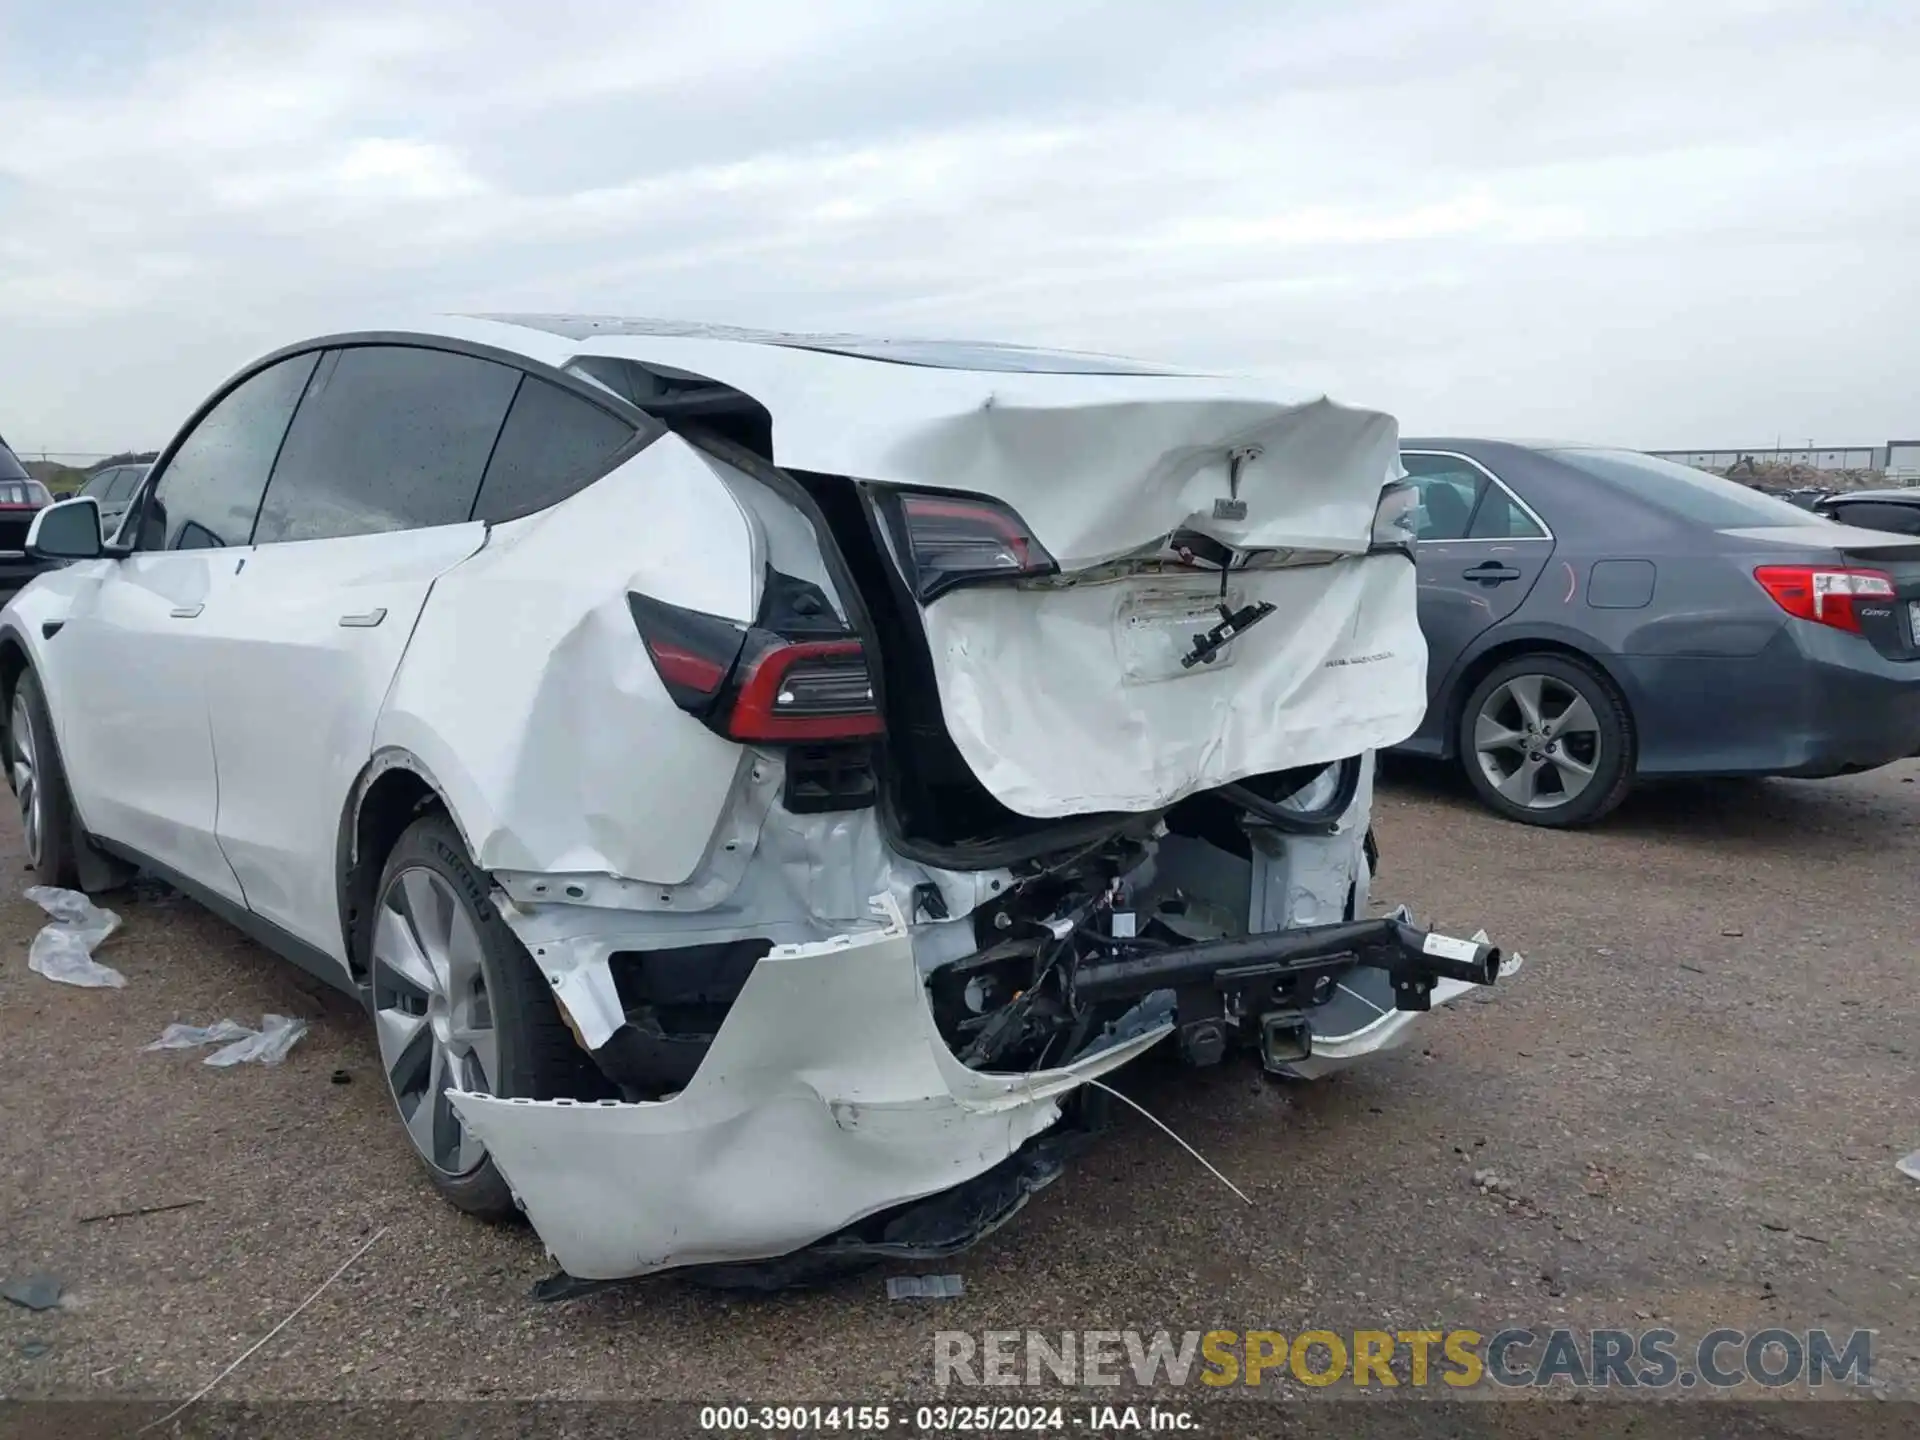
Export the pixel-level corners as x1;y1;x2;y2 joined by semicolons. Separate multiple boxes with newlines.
365;814;608;1218
1457;653;1635;827
8;669;83;889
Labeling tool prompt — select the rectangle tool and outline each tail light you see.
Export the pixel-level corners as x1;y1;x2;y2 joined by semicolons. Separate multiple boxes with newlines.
1753;565;1894;635
728;637;882;741
628;593;882;742
883;491;1057;602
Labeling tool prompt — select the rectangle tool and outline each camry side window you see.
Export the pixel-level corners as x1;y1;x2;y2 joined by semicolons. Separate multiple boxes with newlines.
471;375;637;524
1467;486;1547;540
1401;457;1485;541
253;345;519;544
139;353;320;551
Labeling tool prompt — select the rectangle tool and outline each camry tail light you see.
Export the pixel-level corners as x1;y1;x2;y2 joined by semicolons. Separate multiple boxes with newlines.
883;491;1057;602
1753;565;1894;634
628;593;881;742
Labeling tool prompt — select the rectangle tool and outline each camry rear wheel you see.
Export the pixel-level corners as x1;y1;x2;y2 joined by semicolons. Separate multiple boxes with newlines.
368;814;607;1218
1459;654;1634;827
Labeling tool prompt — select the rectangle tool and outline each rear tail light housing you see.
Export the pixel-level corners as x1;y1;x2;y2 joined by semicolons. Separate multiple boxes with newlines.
881;490;1057;602
1753;565;1894;635
628;593;882;742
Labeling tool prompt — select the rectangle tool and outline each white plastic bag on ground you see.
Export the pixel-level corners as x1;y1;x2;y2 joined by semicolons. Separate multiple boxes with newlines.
144;1014;308;1066
205;1015;307;1067
145;1020;253;1051
24;886;125;988
1899;1151;1920;1184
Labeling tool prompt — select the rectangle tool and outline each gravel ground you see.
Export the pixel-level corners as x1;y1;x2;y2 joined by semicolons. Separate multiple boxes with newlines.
1;763;1916;1416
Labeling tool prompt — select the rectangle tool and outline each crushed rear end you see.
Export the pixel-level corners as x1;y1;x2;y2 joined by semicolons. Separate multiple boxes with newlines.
428;320;1518;1287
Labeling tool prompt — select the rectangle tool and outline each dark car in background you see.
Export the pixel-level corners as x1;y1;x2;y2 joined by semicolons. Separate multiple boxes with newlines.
75;461;148;537
0;434;56;595
1815;489;1920;537
1394;441;1920;826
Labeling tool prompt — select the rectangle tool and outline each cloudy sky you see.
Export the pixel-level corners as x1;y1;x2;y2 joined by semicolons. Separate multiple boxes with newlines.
1;0;1914;456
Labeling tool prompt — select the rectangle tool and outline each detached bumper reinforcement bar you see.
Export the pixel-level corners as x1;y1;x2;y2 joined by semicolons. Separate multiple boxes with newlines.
1072;917;1501;1014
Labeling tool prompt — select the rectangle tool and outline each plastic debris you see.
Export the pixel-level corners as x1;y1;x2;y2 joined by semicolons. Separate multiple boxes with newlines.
25;886;125;988
144;1014;308;1067
145;1020;253;1051
887;1274;965;1300
1;1275;64;1311
1899;1151;1920;1183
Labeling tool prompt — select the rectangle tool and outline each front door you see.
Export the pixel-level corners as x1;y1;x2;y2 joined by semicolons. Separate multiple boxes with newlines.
48;352;321;900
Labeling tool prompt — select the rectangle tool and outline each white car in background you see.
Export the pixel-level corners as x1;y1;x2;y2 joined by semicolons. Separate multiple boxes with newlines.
0;317;1510;1289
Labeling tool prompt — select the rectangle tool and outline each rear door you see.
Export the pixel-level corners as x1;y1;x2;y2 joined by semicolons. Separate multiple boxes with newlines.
1401;450;1556;701
198;344;520;965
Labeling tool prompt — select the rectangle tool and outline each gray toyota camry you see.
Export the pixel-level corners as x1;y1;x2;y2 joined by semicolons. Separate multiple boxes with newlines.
1392;440;1920;826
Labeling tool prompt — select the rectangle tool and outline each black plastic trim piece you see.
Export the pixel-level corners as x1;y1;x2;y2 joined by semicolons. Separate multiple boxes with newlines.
90;836;363;1003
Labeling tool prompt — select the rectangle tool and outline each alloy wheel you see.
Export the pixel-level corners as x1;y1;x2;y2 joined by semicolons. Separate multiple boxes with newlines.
1472;673;1602;811
371;868;499;1176
10;691;41;868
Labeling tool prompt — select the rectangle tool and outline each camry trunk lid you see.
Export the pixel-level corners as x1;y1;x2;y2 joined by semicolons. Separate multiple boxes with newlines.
1728;521;1920;663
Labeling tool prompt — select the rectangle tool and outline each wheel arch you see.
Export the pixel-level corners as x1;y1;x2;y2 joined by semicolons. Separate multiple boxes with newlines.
0;627;30;754
335;748;481;986
1440;629;1638;762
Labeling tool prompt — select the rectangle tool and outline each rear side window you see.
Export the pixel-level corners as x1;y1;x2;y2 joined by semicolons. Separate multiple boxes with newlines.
107;468;142;502
80;470;116;497
1826;500;1920;536
1468;487;1546;539
472;375;636;523
1400;455;1484;540
254;345;518;544
142;353;319;550
1548;449;1816;529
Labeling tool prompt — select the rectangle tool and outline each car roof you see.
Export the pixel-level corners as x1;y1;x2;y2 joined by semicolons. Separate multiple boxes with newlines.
273;314;1392;502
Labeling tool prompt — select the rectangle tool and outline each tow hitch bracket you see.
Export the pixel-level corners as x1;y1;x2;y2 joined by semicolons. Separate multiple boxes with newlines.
1073;916;1502;1068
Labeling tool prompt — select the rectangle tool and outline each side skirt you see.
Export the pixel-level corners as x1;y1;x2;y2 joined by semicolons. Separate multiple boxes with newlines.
90;836;366;1006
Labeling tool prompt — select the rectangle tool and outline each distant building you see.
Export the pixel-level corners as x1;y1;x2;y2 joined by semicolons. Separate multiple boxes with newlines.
1647;444;1891;473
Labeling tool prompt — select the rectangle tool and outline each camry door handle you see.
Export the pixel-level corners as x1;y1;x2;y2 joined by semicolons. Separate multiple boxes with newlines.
1463;563;1522;585
338;608;387;628
169;604;204;619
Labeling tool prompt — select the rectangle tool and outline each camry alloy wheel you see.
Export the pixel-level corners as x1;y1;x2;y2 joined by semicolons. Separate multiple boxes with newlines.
10;691;41;868
1471;673;1602;811
371;868;499;1176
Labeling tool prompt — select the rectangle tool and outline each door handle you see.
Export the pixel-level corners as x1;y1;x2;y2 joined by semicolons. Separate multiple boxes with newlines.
1463;563;1522;585
169;604;204;619
338;608;387;628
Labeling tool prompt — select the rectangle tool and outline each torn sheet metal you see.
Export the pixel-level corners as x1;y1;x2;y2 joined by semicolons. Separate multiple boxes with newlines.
450;908;1170;1280
926;560;1424;816
435;315;1401;567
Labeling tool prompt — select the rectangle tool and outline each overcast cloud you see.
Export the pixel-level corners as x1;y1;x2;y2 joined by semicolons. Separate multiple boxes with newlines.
1;0;1915;454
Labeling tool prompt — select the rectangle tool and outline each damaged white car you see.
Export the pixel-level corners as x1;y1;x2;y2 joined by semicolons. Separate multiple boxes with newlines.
0;317;1512;1290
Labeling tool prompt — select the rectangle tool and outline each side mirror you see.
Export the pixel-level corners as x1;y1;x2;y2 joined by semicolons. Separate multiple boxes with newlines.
27;497;106;562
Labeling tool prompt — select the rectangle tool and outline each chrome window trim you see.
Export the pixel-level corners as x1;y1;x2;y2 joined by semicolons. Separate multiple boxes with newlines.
1400;448;1555;543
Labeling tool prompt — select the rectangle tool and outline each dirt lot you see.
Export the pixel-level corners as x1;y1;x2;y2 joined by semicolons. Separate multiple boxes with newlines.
1;763;1916;1417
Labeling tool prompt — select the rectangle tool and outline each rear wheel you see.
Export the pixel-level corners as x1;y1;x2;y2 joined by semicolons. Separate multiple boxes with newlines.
8;670;82;889
367;814;606;1218
1458;654;1634;827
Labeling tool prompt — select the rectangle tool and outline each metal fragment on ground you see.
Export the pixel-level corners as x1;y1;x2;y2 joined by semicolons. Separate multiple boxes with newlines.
1;1275;63;1311
1899;1151;1920;1183
886;1274;965;1300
